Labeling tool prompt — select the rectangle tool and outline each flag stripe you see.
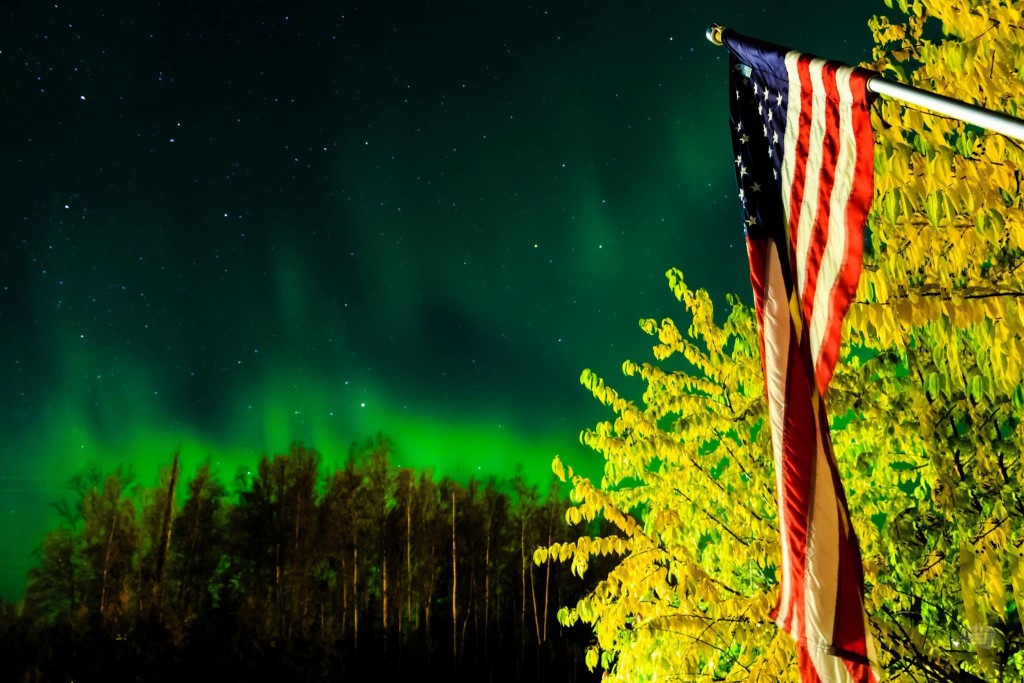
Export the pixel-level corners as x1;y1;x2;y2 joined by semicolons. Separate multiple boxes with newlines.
786;56;815;269
793;58;828;303
759;239;797;633
806;642;855;683
821;67;875;397
809;64;856;391
804;401;840;652
803;62;844;372
781;52;804;242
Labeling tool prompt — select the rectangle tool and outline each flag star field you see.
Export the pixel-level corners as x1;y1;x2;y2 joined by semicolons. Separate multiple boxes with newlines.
0;2;873;600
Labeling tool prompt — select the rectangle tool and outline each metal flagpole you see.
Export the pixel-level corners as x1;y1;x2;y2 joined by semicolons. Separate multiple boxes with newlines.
706;24;1024;143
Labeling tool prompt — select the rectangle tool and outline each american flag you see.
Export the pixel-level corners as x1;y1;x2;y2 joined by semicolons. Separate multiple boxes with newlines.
723;30;879;682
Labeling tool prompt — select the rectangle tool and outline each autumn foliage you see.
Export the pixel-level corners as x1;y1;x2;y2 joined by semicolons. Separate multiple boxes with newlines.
542;0;1024;680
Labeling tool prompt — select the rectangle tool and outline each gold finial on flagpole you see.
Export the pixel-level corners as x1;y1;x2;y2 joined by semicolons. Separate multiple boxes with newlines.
706;24;725;46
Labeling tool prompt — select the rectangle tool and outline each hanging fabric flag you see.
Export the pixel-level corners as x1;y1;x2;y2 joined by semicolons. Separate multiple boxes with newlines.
723;28;879;683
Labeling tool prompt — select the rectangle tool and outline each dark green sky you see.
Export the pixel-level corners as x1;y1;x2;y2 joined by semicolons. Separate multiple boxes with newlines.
0;1;877;599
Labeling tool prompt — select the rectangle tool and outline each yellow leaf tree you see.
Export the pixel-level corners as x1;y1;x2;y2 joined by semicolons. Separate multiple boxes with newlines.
542;1;1024;680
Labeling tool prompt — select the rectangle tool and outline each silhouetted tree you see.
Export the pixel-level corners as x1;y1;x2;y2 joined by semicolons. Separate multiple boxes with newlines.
137;452;180;621
8;441;600;683
320;450;365;646
79;467;138;629
168;460;226;634
23;526;80;625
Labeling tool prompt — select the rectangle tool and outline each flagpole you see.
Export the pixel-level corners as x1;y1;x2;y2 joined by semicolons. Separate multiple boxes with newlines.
706;24;1024;143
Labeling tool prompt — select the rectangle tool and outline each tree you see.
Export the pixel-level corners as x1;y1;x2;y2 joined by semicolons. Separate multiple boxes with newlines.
228;443;321;641
482;478;513;665
414;469;444;652
24;526;82;625
540;1;1024;679
321;448;366;646
395;466;416;641
361;434;394;647
513;469;540;668
168;460;227;632
539;277;782;680
137;452;180;620
846;1;1024;677
79;468;139;629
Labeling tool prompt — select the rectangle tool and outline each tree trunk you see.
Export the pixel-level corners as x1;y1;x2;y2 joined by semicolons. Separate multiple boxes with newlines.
425;538;435;648
292;479;302;639
380;471;389;649
543;512;552;643
66;540;77;612
341;555;348;640
353;543;359;649
484;514;492;669
530;558;541;645
451;491;457;664
99;517;117;621
461;564;475;664
519;510;526;665
180;487;204;617
153;451;179;616
275;542;284;639
406;481;412;631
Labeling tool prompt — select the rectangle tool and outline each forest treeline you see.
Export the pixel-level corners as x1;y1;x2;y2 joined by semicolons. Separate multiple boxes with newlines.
0;435;606;683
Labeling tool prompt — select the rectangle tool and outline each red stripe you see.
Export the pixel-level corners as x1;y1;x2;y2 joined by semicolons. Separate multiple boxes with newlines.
799;61;842;328
784;61;819;645
780;346;807;640
746;236;769;380
787;55;815;260
818;398;872;669
833;524;871;657
822;72;877;678
775;59;827;645
773;283;824;641
798;643;824;683
789;306;825;643
815;68;874;395
844;658;877;683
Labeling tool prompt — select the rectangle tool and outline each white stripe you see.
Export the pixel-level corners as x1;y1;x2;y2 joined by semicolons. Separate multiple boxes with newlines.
795;58;829;307
864;609;880;680
806;645;856;683
809;66;858;376
780;52;803;236
762;242;795;632
802;404;841;654
804;402;854;681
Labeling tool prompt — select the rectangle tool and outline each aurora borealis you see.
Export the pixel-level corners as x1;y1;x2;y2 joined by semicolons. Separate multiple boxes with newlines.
1;2;874;600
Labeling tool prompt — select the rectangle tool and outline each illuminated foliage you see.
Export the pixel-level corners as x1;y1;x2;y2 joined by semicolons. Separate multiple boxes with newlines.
541;277;791;680
543;0;1024;680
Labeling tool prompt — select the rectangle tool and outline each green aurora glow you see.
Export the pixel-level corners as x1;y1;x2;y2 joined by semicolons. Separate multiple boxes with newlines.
0;1;874;600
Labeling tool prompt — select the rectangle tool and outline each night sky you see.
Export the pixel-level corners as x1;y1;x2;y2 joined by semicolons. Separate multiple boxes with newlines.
1;2;876;600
